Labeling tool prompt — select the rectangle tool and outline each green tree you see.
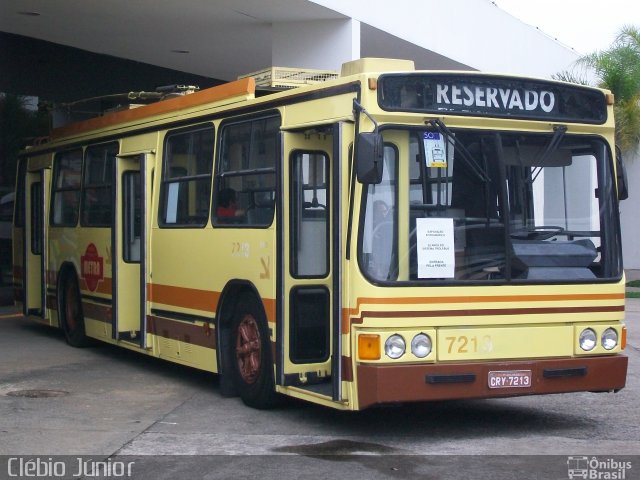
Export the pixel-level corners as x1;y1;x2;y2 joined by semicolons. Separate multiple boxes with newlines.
554;25;640;153
0;94;49;188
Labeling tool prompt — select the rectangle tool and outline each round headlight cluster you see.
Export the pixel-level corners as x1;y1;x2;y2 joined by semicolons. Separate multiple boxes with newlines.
411;333;432;358
601;328;618;350
384;335;405;359
384;333;433;359
579;328;597;351
579;328;619;351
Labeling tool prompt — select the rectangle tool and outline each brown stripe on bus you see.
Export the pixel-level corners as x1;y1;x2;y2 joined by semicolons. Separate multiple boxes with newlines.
81;301;112;324
147;315;216;349
343;305;625;334
343;293;624;322
46;294;57;311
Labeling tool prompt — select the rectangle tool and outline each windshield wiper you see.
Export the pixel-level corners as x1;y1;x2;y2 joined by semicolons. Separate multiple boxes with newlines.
427;119;491;183
526;125;567;185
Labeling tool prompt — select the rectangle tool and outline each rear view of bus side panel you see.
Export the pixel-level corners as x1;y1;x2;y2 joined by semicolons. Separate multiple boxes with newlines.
16;155;52;325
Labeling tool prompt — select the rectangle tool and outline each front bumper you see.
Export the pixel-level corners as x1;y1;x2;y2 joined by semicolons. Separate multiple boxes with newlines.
356;355;628;409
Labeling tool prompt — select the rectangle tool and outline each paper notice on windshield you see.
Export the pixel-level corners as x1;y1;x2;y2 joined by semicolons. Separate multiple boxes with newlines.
423;131;447;168
416;218;455;278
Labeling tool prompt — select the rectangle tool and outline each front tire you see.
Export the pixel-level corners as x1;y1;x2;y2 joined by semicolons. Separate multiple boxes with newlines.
230;294;278;409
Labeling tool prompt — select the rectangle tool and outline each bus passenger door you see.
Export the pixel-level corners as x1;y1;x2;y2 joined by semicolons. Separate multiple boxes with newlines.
279;127;341;399
113;154;147;345
24;168;48;318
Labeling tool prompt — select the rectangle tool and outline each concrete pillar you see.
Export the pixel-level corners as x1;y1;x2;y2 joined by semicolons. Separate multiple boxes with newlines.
272;18;360;71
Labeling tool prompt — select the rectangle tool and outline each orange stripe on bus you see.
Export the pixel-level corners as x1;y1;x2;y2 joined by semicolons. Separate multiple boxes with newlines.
341;293;625;333
343;293;623;317
51;78;256;140
262;298;276;324
147;284;276;323
147;283;220;312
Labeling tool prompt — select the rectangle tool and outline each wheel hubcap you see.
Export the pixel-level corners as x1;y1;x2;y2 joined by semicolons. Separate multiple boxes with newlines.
235;315;262;384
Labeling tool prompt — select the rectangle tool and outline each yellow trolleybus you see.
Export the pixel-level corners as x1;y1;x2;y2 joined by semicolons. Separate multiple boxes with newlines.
12;58;628;410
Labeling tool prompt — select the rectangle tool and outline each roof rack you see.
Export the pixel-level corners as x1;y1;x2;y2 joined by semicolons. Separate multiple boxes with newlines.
238;66;338;89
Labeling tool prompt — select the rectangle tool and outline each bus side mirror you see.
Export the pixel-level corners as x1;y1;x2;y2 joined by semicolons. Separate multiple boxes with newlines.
616;146;629;201
356;132;384;184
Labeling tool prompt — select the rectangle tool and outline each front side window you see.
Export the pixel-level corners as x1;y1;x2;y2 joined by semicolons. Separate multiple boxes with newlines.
361;145;398;281
82;143;117;226
214;115;279;226
159;125;214;227
51;149;82;226
359;128;621;284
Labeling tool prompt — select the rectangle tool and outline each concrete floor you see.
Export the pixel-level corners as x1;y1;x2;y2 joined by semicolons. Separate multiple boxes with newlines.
0;296;638;479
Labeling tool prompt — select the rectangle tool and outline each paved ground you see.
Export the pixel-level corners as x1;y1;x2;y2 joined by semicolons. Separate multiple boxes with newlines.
0;292;638;479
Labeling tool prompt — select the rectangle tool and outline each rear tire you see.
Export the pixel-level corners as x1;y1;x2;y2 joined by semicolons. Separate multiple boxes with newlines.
230;293;279;409
59;274;91;347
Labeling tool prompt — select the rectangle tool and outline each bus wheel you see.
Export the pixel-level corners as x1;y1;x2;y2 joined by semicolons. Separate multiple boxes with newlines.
60;275;90;347
230;294;278;409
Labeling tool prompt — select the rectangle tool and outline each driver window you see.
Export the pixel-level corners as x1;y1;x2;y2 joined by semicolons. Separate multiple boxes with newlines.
361;144;398;281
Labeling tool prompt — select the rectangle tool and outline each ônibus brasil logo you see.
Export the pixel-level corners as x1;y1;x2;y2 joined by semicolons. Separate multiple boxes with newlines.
81;243;104;292
567;456;632;479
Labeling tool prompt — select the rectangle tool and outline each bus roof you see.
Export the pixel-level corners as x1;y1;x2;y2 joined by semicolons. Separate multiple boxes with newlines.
49;77;256;141
38;57;612;148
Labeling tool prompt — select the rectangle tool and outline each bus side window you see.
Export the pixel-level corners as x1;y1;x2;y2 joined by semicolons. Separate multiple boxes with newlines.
159;125;214;227
82;143;117;227
214;115;279;227
51;149;83;227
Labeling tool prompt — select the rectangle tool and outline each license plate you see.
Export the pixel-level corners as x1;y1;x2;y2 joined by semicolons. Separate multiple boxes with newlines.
488;370;532;389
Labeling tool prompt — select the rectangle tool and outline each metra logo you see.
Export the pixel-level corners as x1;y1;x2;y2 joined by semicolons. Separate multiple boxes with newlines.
436;83;556;113
81;243;104;292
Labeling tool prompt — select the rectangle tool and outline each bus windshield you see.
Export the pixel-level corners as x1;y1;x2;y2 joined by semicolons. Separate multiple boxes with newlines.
359;127;621;284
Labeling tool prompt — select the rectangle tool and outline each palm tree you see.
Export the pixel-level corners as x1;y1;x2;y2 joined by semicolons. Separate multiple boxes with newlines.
554;25;640;153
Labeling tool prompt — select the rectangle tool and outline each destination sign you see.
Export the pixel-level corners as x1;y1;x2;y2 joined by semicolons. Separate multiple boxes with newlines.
378;73;607;124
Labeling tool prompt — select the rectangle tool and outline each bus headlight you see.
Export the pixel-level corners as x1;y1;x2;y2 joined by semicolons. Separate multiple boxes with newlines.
411;333;432;358
579;328;597;351
601;328;618;350
384;334;406;359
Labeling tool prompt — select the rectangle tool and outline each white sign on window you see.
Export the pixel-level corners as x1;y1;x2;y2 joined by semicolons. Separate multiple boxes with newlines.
423;132;447;168
416;218;455;278
166;183;179;224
